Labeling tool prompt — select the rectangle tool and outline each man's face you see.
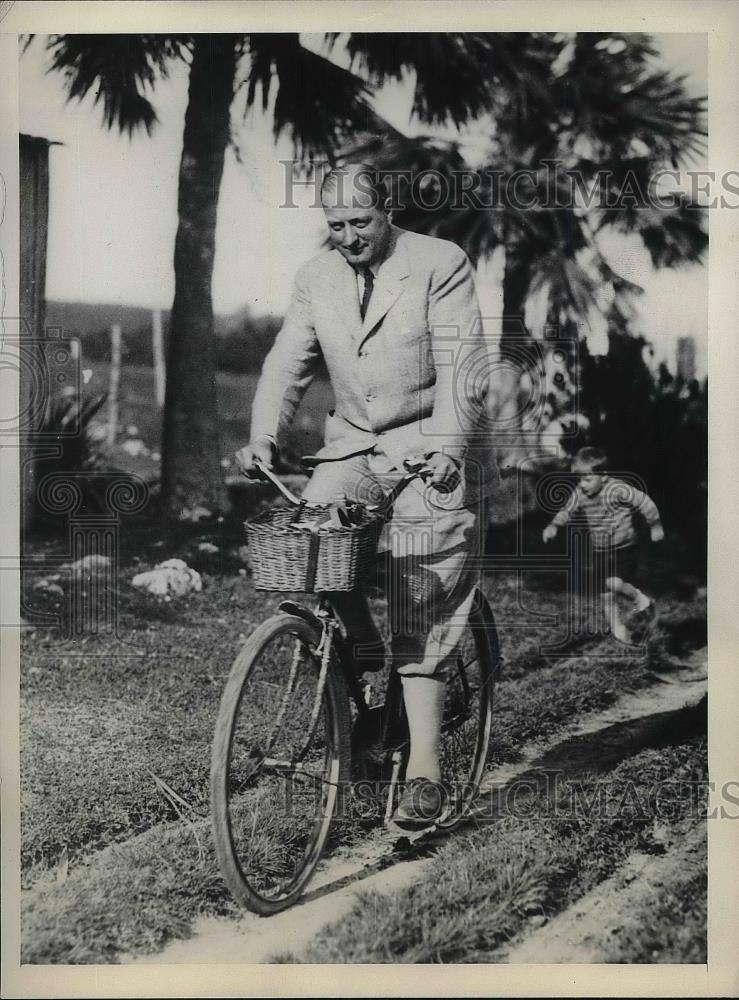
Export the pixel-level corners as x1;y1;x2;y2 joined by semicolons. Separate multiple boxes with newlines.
321;187;392;269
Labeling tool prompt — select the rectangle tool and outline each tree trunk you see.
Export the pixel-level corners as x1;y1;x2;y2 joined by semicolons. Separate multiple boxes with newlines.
160;35;238;513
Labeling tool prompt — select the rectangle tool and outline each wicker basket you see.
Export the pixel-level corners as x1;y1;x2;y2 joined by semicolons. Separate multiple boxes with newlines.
244;504;383;592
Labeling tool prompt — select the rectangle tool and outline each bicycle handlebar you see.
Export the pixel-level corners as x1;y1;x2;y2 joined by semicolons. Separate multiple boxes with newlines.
249;458;305;506
245;455;435;517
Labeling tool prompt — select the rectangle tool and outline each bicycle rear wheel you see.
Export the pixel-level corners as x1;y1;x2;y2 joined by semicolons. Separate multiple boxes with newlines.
436;589;499;829
211;613;351;915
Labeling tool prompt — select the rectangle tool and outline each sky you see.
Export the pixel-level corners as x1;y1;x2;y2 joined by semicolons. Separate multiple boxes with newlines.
19;32;708;374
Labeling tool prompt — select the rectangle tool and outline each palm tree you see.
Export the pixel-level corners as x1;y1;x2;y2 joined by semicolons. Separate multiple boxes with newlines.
30;31;505;512
342;32;707;467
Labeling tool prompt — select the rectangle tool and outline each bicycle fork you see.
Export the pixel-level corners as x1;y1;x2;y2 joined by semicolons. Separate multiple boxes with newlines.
281;599;410;824
384;750;405;824
380;671;408;824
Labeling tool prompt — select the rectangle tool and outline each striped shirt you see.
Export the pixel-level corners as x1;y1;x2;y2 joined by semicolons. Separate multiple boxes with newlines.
551;476;661;550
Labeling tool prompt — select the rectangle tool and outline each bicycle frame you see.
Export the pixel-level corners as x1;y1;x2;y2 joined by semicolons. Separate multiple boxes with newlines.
277;594;410;824
277;599;369;718
212;459;501;915
245;456;486;825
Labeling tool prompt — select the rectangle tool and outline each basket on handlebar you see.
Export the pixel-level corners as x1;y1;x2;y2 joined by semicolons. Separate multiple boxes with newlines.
244;503;383;593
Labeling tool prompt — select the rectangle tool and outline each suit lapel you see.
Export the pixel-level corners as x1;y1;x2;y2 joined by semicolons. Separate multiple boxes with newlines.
358;229;410;352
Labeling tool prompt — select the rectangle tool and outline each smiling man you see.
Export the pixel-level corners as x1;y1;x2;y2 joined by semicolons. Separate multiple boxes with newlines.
236;162;496;829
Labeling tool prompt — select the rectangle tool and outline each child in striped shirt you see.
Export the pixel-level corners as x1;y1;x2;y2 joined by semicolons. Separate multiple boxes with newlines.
542;446;664;642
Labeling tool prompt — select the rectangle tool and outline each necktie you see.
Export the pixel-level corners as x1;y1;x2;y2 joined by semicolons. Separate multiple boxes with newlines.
360;268;374;320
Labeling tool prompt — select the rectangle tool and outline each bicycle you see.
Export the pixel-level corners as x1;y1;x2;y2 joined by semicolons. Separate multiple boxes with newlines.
210;456;501;916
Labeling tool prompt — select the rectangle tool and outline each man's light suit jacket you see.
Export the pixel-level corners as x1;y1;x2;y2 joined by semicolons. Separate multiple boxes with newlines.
251;225;498;509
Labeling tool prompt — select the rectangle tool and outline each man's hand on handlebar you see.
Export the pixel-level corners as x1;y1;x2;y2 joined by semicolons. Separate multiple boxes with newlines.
234;437;278;476
403;452;461;493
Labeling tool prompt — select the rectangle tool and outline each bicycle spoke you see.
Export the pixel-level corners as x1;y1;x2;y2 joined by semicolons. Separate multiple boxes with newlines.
211;613;351;913
298;625;335;758
262;636;306;753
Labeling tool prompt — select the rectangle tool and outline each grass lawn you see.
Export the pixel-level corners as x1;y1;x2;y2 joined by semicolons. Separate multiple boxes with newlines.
19;487;708;962
21;568;270;883
590;834;706;963
279;736;707;964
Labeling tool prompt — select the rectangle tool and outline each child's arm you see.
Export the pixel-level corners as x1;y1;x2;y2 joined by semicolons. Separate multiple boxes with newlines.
628;487;664;541
542;523;558;542
542;487;580;542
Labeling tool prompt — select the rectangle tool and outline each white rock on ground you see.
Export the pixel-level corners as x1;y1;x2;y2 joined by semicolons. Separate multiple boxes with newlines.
61;554;112;577
88;423;108;443
178;505;213;523
121;438;149;457
131;559;203;597
33;578;64;597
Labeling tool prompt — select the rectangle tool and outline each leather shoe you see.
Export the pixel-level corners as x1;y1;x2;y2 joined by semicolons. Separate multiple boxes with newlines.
392;776;451;829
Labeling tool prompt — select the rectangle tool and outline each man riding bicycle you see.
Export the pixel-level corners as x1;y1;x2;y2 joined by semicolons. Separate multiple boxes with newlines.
236;162;497;829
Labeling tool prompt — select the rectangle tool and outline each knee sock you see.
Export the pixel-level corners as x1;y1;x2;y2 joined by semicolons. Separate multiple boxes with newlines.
601;592;626;640
400;675;446;782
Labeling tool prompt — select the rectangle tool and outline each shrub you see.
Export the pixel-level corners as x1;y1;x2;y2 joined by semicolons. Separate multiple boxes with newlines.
38;390;108;474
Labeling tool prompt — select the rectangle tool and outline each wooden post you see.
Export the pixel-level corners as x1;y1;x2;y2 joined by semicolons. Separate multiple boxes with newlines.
677;335;696;382
152;308;165;408
107;323;121;447
20;134;53;529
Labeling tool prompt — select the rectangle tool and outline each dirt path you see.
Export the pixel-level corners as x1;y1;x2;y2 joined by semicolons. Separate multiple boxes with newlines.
132;658;706;965
135;846;436;964
502;824;706;964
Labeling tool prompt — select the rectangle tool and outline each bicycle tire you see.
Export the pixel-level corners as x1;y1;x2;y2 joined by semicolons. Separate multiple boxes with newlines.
435;588;499;830
211;612;352;915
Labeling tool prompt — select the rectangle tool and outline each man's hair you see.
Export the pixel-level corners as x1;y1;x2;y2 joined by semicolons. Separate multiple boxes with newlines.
571;446;608;473
320;162;388;209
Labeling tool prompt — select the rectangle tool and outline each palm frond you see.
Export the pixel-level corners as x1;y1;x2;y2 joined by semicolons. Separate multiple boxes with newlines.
555;34;706;168
622;195;707;269
529;249;600;321
596;161;708;268
345;32;561;130
43;34;188;135
245;34;372;162
345;32;494;127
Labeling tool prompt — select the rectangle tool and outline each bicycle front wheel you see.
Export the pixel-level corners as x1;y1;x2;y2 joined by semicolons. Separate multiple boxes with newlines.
211;613;351;915
437;588;499;829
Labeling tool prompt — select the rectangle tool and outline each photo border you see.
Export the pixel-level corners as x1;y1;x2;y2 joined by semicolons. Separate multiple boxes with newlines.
1;2;737;997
